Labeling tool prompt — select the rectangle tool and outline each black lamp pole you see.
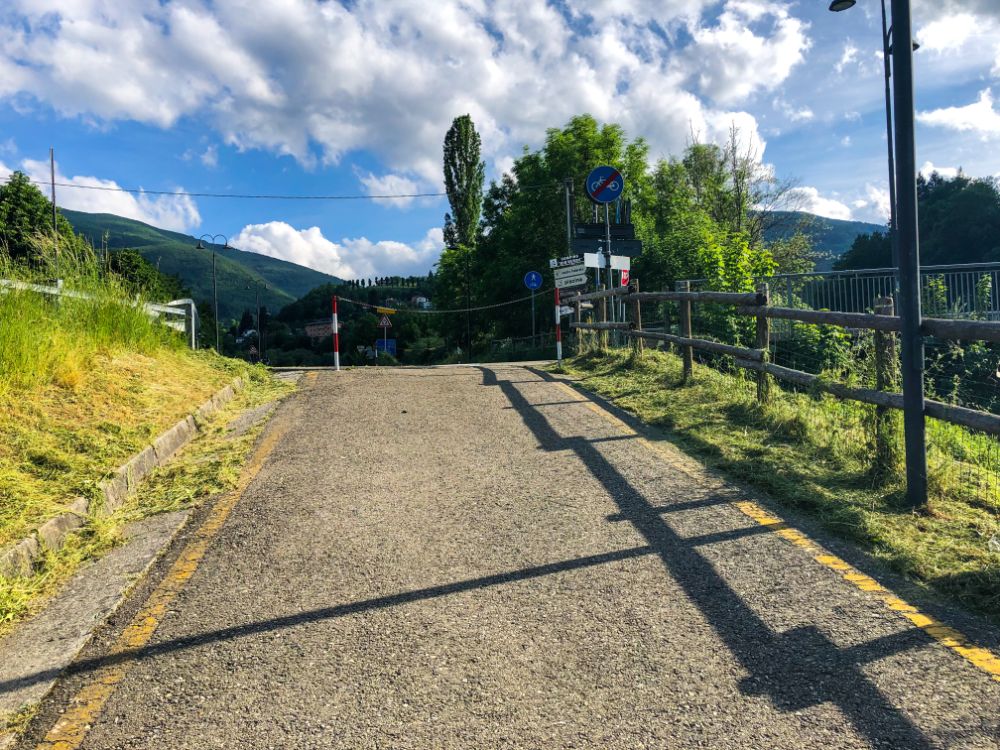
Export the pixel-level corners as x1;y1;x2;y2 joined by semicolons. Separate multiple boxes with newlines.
830;0;926;508
196;234;229;353
888;0;928;509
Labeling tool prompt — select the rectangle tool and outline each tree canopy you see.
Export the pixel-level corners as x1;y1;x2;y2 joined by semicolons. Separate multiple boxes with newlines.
836;171;1000;270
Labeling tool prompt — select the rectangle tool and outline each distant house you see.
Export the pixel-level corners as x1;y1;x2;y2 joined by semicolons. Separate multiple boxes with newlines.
411;296;431;310
304;320;334;341
236;329;257;345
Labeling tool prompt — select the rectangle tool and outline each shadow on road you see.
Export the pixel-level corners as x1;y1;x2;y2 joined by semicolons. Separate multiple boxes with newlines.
479;365;937;750
0;366;951;749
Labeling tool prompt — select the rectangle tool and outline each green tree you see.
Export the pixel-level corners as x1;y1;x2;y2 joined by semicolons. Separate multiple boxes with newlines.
106;247;186;299
0;170;81;264
443;115;486;249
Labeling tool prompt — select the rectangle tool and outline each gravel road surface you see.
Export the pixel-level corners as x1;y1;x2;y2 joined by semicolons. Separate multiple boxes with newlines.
19;366;1000;748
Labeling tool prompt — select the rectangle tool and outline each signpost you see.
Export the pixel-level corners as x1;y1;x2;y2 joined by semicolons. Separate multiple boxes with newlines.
377;314;392;358
332;295;340;371
375;338;397;357
524;270;542;341
584;166;624;204
585;166;626;327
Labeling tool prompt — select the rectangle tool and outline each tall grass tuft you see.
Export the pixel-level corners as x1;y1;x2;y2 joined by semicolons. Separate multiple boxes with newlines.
0;237;181;393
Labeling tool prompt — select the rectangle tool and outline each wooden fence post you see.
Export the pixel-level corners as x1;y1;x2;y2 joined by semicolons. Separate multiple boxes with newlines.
755;283;770;403
599;285;608;351
677;280;693;380
630;279;643;355
873;296;899;481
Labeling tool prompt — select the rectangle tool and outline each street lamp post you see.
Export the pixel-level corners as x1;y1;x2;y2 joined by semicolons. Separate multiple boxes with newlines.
830;0;927;508
195;234;229;353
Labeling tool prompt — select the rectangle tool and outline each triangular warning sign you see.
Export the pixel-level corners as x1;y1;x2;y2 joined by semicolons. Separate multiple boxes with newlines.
378;314;392;328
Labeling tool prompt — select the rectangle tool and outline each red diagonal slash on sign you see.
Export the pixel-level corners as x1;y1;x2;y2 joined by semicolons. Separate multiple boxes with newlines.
594;169;621;199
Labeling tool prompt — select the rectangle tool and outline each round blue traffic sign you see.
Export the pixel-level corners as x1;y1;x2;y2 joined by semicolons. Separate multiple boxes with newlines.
524;270;543;290
585;165;624;204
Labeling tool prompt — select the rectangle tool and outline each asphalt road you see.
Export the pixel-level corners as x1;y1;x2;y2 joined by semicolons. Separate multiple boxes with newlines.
20;366;1000;748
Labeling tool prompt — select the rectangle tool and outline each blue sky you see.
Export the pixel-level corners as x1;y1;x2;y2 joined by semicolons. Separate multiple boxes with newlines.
1;0;998;278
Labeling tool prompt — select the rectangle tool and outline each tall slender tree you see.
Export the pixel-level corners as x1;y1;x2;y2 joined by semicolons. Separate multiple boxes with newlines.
442;115;485;249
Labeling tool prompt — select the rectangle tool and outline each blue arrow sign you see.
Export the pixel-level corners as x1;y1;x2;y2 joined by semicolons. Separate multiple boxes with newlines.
585;165;624;204
524;270;543;290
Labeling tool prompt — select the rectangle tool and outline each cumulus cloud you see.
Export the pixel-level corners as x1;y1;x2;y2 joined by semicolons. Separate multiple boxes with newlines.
230;221;443;279
357;171;423;208
919;13;978;52
0;0;807;184
682;1;810;106
788;186;852;221
918;89;1000;138
0;158;201;232
919;161;960;179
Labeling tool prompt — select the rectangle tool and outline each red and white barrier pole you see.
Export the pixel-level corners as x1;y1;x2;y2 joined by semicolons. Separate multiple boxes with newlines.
332;295;341;371
554;287;562;365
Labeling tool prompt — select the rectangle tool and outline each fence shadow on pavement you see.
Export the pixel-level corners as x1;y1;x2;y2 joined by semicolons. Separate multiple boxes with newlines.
478;365;937;750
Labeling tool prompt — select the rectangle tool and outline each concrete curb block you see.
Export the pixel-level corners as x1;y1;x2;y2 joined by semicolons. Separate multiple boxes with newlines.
0;377;244;579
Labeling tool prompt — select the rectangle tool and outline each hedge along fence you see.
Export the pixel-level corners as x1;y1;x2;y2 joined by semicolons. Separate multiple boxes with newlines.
565;281;1000;489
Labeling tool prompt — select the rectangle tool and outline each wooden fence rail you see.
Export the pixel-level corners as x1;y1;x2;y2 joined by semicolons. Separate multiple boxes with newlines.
565;281;1000;437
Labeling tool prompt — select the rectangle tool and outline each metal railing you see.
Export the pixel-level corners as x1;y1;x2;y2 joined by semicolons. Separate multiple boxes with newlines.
0;278;199;349
683;263;1000;320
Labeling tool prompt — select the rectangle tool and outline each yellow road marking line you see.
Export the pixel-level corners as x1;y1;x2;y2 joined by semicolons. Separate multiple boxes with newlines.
37;423;289;750
551;379;1000;684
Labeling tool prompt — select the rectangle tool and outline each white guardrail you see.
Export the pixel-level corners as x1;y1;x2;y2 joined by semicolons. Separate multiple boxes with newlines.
0;278;199;349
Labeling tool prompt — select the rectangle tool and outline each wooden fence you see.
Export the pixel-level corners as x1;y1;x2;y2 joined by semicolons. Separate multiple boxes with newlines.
564;281;1000;438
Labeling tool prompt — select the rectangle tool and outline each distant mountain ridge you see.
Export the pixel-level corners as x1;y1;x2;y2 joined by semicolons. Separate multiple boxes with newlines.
63;209;342;321
764;211;885;270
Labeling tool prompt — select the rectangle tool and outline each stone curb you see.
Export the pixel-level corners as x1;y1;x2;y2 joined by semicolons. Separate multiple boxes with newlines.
0;377;244;579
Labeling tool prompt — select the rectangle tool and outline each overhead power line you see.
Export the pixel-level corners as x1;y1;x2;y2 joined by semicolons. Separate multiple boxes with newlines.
20;175;580;202
339;290;548;315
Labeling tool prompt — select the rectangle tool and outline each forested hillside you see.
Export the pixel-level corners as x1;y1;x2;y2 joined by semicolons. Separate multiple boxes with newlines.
63;209;342;320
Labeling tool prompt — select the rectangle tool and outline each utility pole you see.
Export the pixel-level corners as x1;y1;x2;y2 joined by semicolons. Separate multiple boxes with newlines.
50;148;58;275
890;0;927;508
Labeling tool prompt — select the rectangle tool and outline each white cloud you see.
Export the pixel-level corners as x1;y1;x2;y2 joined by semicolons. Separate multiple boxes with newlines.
835;42;859;74
788;186;853;221
864;184;891;221
682;1;811;106
919;161;960;179
840;135;851;147
0;158;200;232
230;221;443;279
357;171;422;208
200;146;218;168
918;89;1000;138
919;13;978;52
0;0;802;182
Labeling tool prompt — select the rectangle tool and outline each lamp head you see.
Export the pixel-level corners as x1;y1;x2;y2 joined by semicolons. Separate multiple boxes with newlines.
195;240;205;250
829;0;856;10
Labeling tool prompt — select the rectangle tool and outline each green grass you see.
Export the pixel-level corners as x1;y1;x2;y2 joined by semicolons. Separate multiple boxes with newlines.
0;370;294;634
556;348;1000;621
0;253;294;632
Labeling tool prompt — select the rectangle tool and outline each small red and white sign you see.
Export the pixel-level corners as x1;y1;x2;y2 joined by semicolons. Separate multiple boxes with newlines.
620;269;630;286
378;314;392;329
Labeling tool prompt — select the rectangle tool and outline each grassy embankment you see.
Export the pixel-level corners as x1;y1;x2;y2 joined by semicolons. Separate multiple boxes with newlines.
556;348;1000;622
0;265;292;631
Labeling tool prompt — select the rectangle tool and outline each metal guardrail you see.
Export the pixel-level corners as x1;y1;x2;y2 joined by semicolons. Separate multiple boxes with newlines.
0;279;199;349
682;263;1000;320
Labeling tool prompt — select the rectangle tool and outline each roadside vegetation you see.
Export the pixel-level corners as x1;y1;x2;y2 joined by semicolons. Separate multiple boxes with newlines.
0;173;293;632
557;348;1000;622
